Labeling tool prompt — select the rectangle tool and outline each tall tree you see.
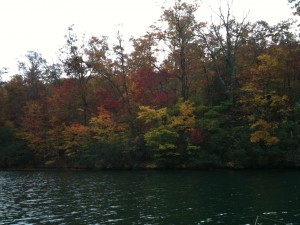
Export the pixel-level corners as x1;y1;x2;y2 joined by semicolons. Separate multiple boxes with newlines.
154;0;199;100
129;33;158;72
87;33;136;135
44;63;62;85
18;51;47;100
60;26;94;125
197;1;250;102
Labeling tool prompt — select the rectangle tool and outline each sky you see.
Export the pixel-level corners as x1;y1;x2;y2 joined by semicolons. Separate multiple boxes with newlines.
0;0;296;80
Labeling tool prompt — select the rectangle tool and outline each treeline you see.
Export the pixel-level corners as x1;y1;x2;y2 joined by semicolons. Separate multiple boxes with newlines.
1;1;300;169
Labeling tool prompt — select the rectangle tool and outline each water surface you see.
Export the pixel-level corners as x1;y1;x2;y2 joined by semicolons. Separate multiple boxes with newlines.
0;170;299;224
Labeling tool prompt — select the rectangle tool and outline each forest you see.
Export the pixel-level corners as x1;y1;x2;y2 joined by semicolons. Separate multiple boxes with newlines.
0;0;300;169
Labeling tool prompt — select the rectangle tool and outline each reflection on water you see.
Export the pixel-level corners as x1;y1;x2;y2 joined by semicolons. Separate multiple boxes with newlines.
0;170;300;224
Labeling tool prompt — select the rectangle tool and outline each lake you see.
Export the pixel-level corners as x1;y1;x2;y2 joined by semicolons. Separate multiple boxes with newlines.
0;170;299;225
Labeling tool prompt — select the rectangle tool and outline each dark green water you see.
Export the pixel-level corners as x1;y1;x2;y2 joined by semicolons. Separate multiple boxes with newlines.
0;170;299;225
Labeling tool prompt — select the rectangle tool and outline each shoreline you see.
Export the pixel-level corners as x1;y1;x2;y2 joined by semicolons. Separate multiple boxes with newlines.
1;165;300;172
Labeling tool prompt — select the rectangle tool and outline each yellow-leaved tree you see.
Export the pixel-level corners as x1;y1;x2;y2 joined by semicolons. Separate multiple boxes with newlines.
62;123;90;157
138;101;197;166
171;101;196;131
89;107;128;144
239;53;292;146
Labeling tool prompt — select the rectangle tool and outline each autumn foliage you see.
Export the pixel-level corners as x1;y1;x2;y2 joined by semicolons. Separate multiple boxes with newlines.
1;0;300;169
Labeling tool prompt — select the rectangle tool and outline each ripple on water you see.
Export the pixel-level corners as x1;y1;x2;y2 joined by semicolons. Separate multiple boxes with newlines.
1;171;300;224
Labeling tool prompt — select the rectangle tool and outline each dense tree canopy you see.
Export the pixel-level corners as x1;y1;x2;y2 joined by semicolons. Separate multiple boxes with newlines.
0;0;300;169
